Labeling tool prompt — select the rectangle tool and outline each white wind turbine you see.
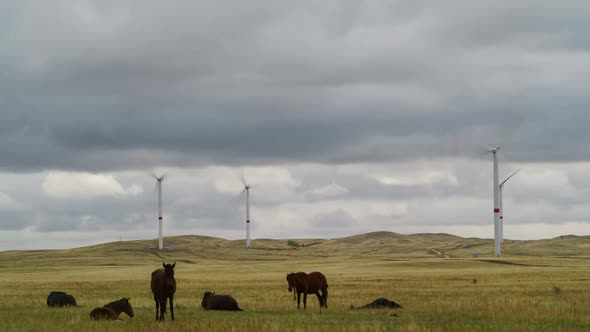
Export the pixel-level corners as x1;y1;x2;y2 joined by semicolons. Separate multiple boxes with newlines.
499;169;520;244
489;147;501;257
241;176;253;249
152;174;165;250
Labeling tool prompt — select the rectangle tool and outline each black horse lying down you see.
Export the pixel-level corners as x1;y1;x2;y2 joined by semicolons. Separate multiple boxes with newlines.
350;298;402;309
201;291;243;311
47;291;77;307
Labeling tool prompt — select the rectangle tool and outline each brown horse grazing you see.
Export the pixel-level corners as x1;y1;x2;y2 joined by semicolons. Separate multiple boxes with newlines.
89;298;134;320
201;291;243;311
286;271;328;309
151;262;176;321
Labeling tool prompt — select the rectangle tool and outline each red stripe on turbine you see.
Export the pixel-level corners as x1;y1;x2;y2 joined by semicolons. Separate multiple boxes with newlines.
500;216;504;219
246;220;250;223
159;217;163;220
494;208;500;213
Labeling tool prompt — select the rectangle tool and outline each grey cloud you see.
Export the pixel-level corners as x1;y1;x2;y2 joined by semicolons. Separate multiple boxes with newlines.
171;194;242;229
2;1;590;248
1;1;590;172
0;210;34;231
310;209;358;230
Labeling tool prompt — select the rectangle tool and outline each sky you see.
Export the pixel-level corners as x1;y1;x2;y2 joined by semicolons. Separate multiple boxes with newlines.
2;1;590;250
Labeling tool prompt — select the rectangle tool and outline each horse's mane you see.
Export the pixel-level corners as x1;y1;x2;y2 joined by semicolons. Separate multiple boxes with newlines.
104;297;132;317
288;272;308;285
105;298;127;309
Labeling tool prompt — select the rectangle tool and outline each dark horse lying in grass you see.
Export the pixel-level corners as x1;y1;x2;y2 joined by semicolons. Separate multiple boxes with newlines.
151;262;176;320
286;271;328;309
47;291;77;307
201;291;243;311
89;298;134;320
350;297;403;309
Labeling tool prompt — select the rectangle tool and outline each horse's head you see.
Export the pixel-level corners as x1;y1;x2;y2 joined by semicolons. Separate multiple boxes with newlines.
65;295;77;306
201;291;214;309
109;298;134;318
122;298;134;318
286;273;295;292
163;262;176;278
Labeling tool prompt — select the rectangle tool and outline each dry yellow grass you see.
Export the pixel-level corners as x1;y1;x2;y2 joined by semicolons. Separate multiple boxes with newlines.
1;232;590;331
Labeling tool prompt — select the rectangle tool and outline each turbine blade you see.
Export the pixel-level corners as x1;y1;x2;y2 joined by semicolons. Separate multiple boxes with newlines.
233;169;247;186
500;169;521;186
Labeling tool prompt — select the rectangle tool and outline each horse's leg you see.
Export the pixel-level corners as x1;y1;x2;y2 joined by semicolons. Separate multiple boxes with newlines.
303;291;308;309
296;291;301;309
323;287;328;308
159;296;167;320
169;295;175;320
315;292;323;307
154;296;160;320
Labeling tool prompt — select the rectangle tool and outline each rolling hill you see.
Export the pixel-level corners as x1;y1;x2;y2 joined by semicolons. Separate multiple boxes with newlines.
2;231;589;268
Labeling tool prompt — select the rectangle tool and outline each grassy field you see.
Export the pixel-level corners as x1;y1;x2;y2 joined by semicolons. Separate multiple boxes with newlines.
1;232;590;331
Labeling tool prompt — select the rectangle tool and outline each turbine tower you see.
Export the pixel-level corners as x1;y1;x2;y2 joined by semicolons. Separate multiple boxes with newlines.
242;180;253;249
489;147;501;257
499;169;520;244
152;174;165;250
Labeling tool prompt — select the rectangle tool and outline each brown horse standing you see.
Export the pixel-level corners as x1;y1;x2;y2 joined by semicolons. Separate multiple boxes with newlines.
151;262;176;321
89;298;134;320
286;271;328;309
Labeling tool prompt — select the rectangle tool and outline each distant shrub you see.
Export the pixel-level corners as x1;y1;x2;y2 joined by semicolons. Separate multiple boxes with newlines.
287;240;302;247
553;286;561;295
472;276;478;284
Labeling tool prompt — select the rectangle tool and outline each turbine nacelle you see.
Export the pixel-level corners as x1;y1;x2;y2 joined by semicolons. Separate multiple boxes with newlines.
241;182;253;194
488;146;500;154
152;174;165;182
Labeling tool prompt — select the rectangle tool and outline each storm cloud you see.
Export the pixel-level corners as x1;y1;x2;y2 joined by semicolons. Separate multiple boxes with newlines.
1;1;589;249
